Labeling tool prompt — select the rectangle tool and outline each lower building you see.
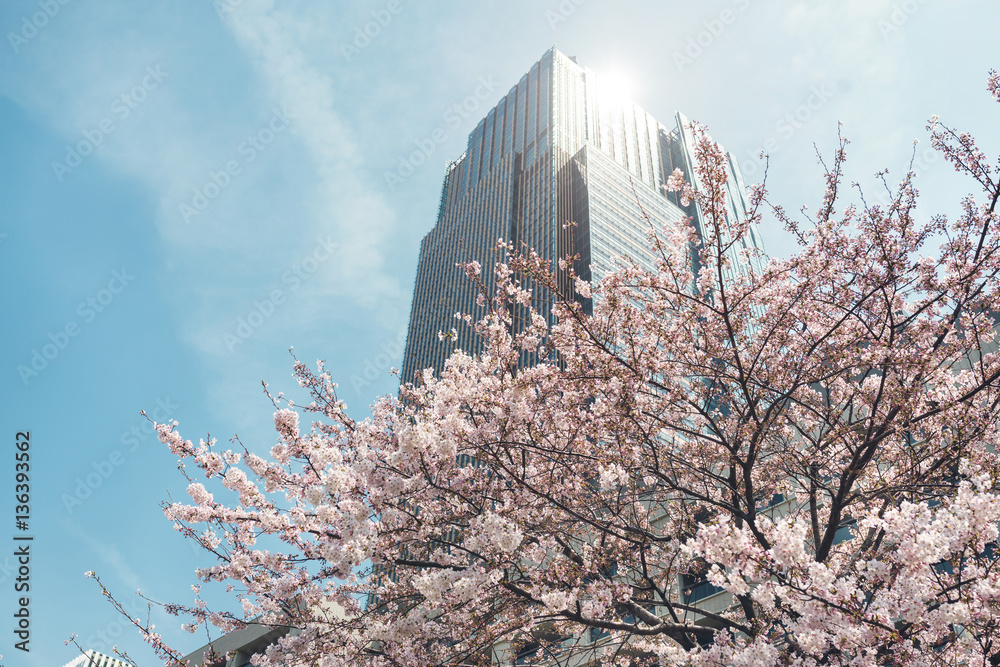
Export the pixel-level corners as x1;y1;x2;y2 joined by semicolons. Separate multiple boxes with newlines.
61;650;131;667
178;622;290;667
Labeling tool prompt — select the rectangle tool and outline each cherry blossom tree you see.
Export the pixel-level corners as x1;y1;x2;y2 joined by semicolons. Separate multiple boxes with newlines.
104;71;1000;667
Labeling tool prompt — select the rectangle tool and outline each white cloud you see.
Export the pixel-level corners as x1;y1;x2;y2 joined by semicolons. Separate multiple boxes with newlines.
67;521;146;595
219;0;400;310
0;0;405;432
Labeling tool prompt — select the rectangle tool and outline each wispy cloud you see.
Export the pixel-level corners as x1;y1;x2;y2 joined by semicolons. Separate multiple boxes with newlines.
67;521;146;594
219;0;400;310
1;0;405;431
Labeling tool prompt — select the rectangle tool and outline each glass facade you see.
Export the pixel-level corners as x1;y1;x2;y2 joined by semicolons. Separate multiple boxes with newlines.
61;650;131;667
402;47;765;384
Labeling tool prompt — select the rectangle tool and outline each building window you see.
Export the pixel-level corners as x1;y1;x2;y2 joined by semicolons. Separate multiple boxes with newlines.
681;560;724;603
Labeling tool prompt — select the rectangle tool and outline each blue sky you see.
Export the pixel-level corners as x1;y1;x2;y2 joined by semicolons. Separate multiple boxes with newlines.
1;1;998;665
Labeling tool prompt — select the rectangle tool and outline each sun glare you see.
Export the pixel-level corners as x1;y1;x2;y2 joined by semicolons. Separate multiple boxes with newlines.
596;69;636;108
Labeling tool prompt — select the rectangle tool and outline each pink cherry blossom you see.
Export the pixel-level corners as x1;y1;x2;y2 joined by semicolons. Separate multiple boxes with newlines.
91;74;1000;667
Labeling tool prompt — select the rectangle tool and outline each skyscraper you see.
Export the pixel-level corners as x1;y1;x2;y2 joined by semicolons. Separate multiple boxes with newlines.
402;47;764;383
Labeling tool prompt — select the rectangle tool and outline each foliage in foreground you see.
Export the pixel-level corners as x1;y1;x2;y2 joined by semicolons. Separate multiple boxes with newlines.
107;72;1000;667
